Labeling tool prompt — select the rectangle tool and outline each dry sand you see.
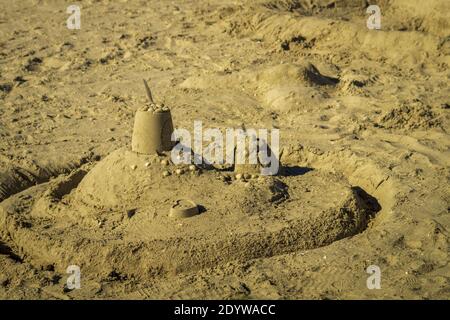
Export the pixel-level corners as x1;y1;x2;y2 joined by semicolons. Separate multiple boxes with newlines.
0;0;449;299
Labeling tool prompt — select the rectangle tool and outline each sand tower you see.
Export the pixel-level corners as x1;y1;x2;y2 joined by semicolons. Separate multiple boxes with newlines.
233;129;277;176
131;80;175;154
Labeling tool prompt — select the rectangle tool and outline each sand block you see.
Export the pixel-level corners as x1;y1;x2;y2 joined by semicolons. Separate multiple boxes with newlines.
131;109;174;154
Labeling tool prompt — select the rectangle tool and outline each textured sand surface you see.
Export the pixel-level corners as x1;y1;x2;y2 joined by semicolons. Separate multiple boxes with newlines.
0;0;449;299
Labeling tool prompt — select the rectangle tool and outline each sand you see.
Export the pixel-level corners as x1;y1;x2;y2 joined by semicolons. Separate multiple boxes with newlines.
0;0;449;299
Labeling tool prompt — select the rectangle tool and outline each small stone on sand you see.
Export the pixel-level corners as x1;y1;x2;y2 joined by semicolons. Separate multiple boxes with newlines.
162;170;170;177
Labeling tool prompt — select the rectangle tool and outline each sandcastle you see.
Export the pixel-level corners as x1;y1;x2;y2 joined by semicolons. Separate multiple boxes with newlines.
0;81;379;279
131;80;175;155
132;80;269;177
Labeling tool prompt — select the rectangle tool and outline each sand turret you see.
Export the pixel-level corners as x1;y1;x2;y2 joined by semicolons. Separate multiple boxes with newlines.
131;80;175;154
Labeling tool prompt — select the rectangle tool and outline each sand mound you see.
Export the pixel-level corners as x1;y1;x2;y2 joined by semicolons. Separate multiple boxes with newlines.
253;62;338;111
377;101;443;130
0;147;376;279
73;148;287;212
